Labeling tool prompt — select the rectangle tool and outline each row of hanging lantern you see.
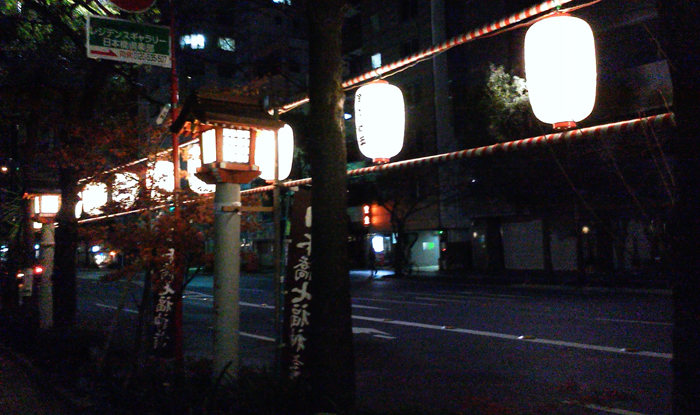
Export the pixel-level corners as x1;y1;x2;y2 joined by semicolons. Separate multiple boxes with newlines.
75;11;595;215
354;12;596;162
74;123;297;215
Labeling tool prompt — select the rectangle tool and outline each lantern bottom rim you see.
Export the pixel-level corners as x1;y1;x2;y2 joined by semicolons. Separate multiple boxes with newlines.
553;121;577;130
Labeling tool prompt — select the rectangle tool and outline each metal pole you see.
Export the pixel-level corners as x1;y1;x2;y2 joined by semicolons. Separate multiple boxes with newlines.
39;222;54;329
213;182;241;376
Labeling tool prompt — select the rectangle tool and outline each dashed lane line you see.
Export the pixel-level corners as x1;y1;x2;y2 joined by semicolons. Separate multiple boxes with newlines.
351;315;672;360
240;332;275;342
95;303;138;314
594;317;672;326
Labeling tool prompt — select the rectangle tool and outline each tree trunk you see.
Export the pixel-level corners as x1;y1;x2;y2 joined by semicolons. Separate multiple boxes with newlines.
657;1;700;414
305;0;355;412
53;167;80;327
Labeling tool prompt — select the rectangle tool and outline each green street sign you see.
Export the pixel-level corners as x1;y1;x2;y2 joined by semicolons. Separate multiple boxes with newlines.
86;15;171;68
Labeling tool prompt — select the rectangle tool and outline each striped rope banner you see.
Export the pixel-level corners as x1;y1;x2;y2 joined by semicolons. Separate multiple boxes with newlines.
243;112;675;195
78;113;675;220
279;0;573;113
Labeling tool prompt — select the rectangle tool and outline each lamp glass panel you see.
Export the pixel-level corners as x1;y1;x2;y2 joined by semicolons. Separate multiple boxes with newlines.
201;129;217;164
40;194;61;215
355;82;405;161
256;124;294;181
222;128;251;164
525;15;596;125
186;144;216;194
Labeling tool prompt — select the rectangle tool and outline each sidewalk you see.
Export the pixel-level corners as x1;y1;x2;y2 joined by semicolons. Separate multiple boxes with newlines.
0;345;72;415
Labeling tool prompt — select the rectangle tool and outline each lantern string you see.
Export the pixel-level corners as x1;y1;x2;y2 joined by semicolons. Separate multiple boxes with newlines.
279;0;579;113
77;113;676;222
241;113;675;195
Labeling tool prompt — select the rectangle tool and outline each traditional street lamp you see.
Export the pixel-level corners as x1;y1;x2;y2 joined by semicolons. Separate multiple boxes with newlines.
172;93;285;376
524;13;597;130
354;80;406;163
30;193;60;329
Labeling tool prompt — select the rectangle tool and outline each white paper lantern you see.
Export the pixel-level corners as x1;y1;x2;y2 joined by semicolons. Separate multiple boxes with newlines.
186;144;216;194
524;14;596;129
113;172;140;208
81;182;108;215
147;160;175;199
354;81;405;163
255;124;294;181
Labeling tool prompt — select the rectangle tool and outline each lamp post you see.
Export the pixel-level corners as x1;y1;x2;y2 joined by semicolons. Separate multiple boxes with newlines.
172;93;285;376
31;193;60;329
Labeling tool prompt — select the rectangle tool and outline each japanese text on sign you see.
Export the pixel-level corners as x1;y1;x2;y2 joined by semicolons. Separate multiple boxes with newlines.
86;15;171;68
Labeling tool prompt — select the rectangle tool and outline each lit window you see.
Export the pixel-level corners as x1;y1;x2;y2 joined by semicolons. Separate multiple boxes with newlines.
218;37;236;51
372;236;384;253
181;34;206;50
273;0;291;4
371;53;382;69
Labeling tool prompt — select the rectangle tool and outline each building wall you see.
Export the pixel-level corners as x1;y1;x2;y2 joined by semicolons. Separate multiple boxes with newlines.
502;219;544;270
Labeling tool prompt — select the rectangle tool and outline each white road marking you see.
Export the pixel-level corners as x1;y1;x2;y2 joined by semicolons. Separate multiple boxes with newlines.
435;291;533;299
563;401;649;415
240;332;275;342
353;327;395;339
353;297;438;307
352;304;390;310
95;303;138;314
414;296;520;303
351;315;672;360
594;317;672;326
241;301;274;309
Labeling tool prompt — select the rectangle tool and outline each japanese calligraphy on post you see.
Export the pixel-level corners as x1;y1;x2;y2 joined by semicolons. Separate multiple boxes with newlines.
86;15;171;68
282;188;313;379
153;248;177;358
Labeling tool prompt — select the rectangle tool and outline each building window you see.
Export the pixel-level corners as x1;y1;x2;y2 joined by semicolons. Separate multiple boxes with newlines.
370;14;381;33
218;37;236;52
181;34;206;50
273;0;291;4
401;38;420;57
400;0;419;21
371;53;382;69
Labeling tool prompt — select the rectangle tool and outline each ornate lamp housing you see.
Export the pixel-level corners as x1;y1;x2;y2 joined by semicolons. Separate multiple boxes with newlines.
31;193;61;223
524;13;597;130
171;93;285;185
354;80;405;163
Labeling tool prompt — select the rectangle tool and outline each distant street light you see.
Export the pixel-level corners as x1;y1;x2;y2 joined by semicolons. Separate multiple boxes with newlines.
31;193;60;329
355;80;405;163
524;13;596;129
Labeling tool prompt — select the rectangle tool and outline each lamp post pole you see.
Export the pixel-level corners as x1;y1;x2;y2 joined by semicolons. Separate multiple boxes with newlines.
213;182;242;376
38;221;55;329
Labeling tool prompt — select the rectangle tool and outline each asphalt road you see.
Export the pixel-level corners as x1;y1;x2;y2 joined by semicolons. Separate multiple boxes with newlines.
77;270;672;415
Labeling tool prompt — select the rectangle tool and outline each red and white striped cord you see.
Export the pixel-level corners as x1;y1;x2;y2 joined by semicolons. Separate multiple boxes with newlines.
278;0;574;114
242;112;676;195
